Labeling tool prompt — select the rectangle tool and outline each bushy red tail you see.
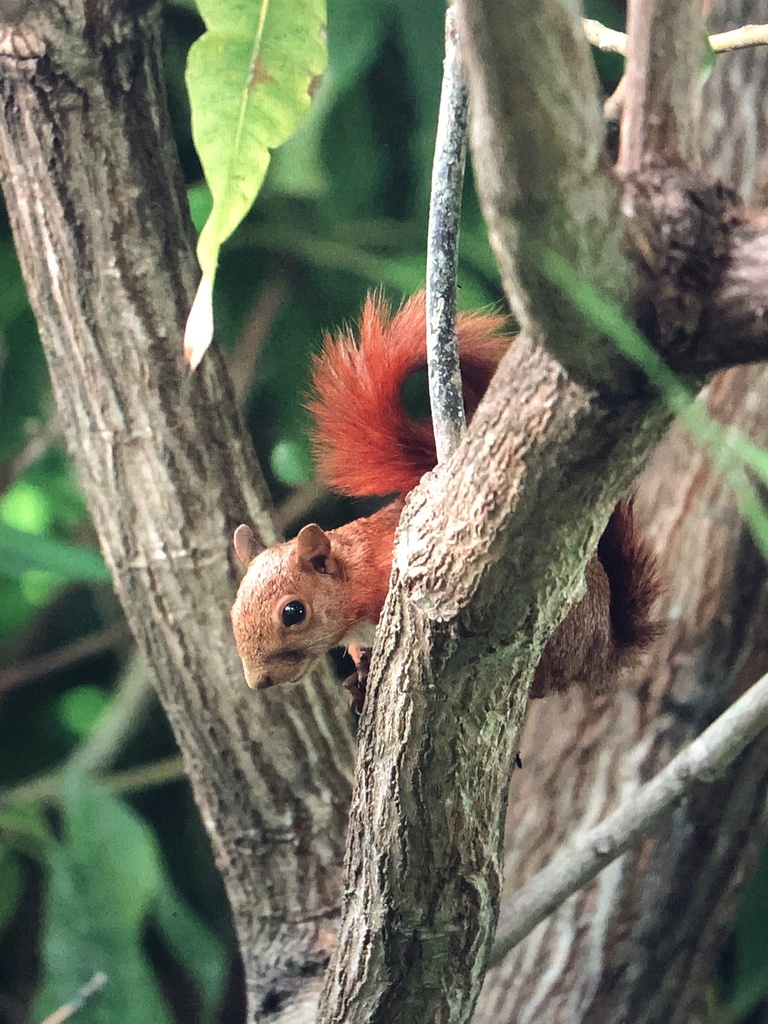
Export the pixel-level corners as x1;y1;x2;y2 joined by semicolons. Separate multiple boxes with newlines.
307;292;510;497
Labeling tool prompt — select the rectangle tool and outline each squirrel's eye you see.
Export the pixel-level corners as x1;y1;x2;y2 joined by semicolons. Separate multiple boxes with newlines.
282;600;306;627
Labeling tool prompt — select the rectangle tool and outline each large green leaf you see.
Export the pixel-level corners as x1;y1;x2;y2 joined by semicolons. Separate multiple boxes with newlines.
153;880;228;1024
268;0;386;198
184;0;327;367
33;776;226;1024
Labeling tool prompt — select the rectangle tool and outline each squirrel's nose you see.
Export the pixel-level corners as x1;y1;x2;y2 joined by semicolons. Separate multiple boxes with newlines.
244;665;274;690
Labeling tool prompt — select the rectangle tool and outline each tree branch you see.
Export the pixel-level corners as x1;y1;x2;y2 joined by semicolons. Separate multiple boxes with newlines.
320;2;768;1021
584;17;768;55
427;4;470;462
0;621;131;698
490;665;768;966
477;361;768;1024
697;211;768;369
697;0;768;204
319;331;670;1024
456;0;632;388
619;0;705;173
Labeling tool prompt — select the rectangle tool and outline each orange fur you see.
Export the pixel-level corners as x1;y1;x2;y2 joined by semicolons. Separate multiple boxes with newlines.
231;292;662;702
307;292;508;496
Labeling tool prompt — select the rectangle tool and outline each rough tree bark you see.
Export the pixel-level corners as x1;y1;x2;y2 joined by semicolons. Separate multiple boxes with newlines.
1;1;768;1023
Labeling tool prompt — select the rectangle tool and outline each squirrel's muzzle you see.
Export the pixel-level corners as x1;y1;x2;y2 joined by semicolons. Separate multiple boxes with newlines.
243;664;275;690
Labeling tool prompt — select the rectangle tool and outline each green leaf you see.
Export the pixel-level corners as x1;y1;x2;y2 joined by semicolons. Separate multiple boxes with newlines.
0;480;52;534
184;0;327;367
153;882;228;1024
0;522;111;584
0;845;23;940
33;776;226;1024
58;686;112;741
33;776;172;1024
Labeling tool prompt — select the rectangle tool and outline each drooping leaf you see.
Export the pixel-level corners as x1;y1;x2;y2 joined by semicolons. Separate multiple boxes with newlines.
153;881;228;1024
184;0;327;368
33;776;226;1024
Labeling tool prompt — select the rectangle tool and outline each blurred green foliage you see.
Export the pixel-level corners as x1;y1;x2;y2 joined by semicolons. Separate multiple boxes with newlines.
0;1;765;1021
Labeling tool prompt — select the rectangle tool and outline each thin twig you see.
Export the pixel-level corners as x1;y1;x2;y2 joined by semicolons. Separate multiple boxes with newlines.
0;620;131;698
584;18;768;56
0;415;62;494
426;3;469;463
106;754;185;794
489;669;768;967
273;479;329;533
0;753;185;807
583;18;627;53
227;271;291;406
710;24;768;52
66;654;155;776
38;973;107;1024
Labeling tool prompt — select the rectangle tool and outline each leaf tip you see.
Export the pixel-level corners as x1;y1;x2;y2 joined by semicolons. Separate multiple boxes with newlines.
184;276;215;371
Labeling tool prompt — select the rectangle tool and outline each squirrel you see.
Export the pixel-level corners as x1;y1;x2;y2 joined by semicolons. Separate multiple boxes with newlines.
230;292;662;707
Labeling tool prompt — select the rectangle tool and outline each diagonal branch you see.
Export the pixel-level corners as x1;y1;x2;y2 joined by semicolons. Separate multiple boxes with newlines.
490;665;768;965
319;330;671;1024
320;3;768;1023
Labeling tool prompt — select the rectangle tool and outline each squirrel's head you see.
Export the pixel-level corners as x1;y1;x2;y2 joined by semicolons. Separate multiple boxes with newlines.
230;523;351;691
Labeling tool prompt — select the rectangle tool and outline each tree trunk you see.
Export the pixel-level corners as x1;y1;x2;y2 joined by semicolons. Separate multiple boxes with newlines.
0;5;353;1020
479;368;768;1021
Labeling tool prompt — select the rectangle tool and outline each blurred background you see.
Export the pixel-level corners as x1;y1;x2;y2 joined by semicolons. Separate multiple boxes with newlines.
1;1;765;1021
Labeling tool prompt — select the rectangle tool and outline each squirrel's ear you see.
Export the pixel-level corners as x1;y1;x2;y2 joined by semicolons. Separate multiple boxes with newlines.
233;524;262;568
296;524;338;575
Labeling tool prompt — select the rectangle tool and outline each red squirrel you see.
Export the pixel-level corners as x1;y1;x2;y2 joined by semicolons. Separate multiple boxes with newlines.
230;293;661;706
